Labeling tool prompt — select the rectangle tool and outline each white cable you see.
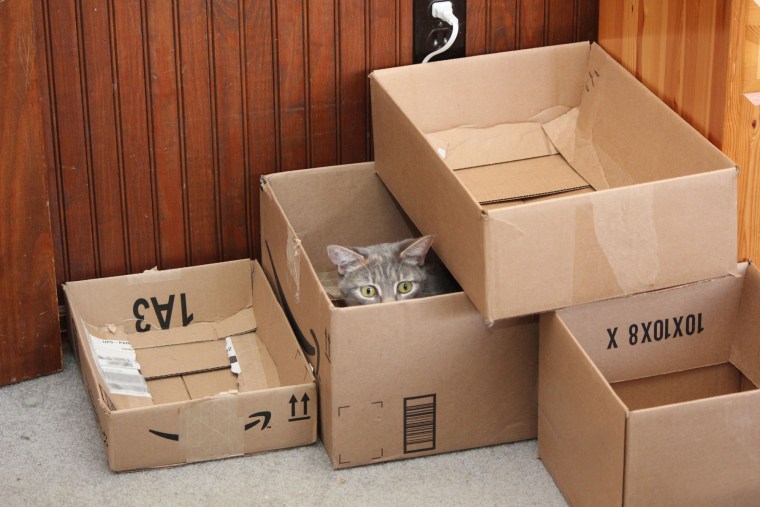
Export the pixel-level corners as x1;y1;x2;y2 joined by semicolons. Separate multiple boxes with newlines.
422;1;459;64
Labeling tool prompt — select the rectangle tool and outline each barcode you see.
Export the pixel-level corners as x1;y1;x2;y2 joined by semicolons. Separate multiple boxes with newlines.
404;394;436;454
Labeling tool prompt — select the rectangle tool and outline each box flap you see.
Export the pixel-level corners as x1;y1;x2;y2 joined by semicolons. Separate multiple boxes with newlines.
182;369;239;399
427;120;560;170
456;155;591;204
138;340;230;380
146;377;190;404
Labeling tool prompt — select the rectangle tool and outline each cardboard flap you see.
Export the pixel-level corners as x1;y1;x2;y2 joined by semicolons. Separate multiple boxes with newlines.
94;306;257;350
138;340;230;379
456;155;591;204
426;121;559;170
730;263;760;386
232;332;281;391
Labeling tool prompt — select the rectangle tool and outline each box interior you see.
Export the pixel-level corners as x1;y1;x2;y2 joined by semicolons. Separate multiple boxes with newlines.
266;164;459;304
373;42;734;208
65;261;307;409
557;263;760;413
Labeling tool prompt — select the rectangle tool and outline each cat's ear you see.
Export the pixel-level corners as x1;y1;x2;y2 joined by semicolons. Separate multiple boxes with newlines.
400;235;434;266
327;245;366;275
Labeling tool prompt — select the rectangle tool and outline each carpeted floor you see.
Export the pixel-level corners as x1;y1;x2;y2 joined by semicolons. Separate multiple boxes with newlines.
0;346;566;506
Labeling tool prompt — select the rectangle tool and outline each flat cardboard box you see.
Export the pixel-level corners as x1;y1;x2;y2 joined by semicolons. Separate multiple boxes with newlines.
538;262;760;506
260;161;538;468
370;41;738;322
64;260;317;471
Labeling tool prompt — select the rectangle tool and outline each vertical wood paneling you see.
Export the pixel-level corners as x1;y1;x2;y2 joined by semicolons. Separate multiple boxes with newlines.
178;0;219;265
599;0;726;144
80;0;128;278
276;1;309;171
212;0;248;260
338;0;369;163
112;0;158;272
1;0;61;385
467;0;488;55
308;0;339;167
548;0;576;45
722;0;760;263
244;0;278;259
39;0;68;288
39;0;598;283
489;0;518;52
47;0;97;281
520;0;547;48
146;0;187;269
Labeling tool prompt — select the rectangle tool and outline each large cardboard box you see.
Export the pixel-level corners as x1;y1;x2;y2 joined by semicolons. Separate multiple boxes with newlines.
260;162;538;468
538;262;760;506
370;41;737;322
64;260;317;471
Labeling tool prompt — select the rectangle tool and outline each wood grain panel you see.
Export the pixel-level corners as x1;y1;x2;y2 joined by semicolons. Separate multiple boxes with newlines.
723;0;760;263
598;0;728;146
113;0;159;272
178;0;220;265
1;0;61;385
146;0;188;269
39;0;598;285
212;0;249;260
244;0;278;259
46;0;98;281
80;0;128;278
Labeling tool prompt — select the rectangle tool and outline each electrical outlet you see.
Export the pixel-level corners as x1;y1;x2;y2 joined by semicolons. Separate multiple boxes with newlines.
413;0;466;64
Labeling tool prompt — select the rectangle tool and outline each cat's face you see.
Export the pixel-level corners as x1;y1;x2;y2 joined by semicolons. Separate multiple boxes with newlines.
326;236;434;305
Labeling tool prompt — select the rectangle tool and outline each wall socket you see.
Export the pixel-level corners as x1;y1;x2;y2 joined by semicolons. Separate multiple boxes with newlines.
413;0;466;64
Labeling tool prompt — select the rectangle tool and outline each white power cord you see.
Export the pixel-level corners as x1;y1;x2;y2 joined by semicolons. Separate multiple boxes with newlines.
422;1;459;64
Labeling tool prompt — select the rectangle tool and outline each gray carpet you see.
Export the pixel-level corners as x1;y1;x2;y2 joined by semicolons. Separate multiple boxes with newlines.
0;346;566;506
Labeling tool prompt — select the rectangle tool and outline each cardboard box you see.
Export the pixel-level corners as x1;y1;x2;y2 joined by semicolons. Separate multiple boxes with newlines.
370;41;738;322
259;161;538;468
64;260;317;471
538;262;760;506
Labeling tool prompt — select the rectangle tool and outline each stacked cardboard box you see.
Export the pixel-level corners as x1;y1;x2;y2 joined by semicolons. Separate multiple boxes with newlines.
362;40;753;503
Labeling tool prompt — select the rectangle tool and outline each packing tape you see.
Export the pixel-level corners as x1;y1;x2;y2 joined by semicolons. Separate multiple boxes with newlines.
590;185;659;293
179;395;245;463
287;229;302;304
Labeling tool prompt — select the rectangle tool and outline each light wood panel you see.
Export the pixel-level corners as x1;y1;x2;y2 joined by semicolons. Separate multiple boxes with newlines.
723;0;760;263
38;0;599;289
0;0;61;385
599;0;730;147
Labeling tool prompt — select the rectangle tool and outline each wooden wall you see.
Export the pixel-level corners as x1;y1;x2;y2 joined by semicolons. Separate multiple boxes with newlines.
1;0;61;385
39;0;598;287
598;0;730;147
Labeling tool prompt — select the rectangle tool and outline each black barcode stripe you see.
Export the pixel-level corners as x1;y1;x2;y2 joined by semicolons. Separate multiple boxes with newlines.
403;394;436;454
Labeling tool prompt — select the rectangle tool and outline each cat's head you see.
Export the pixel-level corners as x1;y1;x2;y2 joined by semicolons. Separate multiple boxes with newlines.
326;236;435;305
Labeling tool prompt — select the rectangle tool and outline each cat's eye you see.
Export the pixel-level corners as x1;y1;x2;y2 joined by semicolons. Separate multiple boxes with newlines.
397;281;413;294
360;285;377;298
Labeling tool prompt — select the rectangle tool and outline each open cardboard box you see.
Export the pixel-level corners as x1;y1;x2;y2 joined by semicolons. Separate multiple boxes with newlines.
370;41;737;322
260;162;538;468
64;260;317;471
538;262;760;506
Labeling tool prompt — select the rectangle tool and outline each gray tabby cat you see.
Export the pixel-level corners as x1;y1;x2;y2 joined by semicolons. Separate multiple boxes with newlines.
326;235;459;305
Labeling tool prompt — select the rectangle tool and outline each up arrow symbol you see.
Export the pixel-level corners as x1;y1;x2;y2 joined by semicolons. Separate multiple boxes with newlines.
289;394;298;418
301;393;310;415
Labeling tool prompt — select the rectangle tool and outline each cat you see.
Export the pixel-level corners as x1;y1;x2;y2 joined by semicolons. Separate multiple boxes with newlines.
326;235;459;305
